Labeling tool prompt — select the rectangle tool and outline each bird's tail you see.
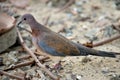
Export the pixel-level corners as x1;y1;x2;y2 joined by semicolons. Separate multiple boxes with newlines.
89;51;116;57
75;43;116;58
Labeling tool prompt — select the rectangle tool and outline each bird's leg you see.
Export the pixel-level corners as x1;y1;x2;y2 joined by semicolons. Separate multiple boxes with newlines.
47;56;64;73
45;60;63;74
52;60;63;73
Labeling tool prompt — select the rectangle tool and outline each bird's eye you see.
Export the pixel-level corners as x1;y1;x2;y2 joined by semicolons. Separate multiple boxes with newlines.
24;18;26;20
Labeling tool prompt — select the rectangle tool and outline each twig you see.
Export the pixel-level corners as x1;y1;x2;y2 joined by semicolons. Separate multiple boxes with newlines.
0;70;24;80
43;15;51;26
36;70;47;80
4;56;50;71
4;60;34;71
18;55;31;60
38;56;50;61
18;27;32;34
112;23;120;32
82;41;93;48
56;0;75;13
93;34;120;47
17;28;59;80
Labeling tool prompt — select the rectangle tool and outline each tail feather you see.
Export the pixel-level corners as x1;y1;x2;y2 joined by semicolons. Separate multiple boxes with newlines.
74;43;116;58
90;51;116;58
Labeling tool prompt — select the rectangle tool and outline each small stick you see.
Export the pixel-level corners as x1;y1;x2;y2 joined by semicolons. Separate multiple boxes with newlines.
36;70;47;80
4;56;50;71
0;70;24;80
43;15;51;26
56;0;75;13
18;27;32;34
38;56;50;61
112;24;120;32
17;28;59;80
4;60;34;71
18;55;31;60
93;34;120;47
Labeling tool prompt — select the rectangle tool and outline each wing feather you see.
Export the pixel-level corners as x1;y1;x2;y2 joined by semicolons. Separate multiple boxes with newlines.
37;32;80;56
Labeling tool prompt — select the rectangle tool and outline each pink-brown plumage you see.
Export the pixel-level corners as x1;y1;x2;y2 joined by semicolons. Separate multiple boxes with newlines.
19;14;116;58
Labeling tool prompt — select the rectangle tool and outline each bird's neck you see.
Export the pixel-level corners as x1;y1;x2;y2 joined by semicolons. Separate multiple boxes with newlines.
30;21;47;37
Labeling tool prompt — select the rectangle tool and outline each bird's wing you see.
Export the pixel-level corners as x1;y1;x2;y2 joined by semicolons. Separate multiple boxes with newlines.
37;32;80;56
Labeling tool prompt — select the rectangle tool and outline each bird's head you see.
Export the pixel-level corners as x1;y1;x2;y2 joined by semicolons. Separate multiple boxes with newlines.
18;14;35;26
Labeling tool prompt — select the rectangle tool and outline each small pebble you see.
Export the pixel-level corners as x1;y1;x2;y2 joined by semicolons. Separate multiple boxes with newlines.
110;74;120;80
101;67;109;74
76;75;82;80
84;29;98;41
103;26;116;37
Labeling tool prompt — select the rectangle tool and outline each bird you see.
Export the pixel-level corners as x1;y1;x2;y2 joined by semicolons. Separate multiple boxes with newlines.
18;14;117;58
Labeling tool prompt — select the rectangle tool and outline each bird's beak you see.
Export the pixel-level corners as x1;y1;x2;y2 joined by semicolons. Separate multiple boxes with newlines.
17;21;22;26
17;20;23;28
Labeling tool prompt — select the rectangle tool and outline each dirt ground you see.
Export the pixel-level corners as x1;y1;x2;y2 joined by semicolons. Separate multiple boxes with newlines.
0;0;120;80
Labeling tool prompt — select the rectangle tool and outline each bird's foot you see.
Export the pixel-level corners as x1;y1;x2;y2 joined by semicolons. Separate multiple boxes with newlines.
52;61;63;73
45;61;63;73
